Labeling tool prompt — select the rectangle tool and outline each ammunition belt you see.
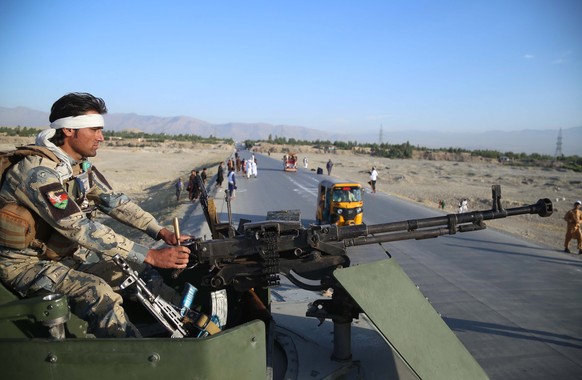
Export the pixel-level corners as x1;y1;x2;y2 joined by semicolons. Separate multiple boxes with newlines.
261;231;281;287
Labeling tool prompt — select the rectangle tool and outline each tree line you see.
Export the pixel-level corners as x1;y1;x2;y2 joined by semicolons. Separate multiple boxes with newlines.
2;126;579;172
0;126;233;145
245;135;581;172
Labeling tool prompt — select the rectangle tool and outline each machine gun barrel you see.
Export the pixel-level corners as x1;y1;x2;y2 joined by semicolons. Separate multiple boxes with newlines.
185;185;553;292
335;196;553;246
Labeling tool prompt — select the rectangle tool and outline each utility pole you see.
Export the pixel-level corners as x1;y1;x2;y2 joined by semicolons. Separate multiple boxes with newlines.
379;124;384;145
554;128;563;161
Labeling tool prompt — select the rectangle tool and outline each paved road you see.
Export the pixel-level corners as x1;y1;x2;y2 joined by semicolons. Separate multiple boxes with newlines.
202;150;582;379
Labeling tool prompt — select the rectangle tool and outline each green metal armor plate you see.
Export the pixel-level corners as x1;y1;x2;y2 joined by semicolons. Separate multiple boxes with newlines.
334;258;488;380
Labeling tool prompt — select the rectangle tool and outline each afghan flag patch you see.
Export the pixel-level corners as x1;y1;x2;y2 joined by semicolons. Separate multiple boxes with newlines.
47;189;69;209
40;182;77;220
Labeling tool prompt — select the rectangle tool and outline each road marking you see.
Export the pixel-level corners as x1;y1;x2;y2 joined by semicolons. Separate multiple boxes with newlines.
285;175;318;198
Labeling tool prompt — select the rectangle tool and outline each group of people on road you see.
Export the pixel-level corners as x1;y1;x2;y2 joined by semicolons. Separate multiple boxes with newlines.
203;152;259;201
229;153;258;179
176;154;264;203
245;154;258;178
175;167;209;202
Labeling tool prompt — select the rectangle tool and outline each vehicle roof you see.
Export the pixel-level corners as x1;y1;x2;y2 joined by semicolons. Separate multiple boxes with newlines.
318;178;362;187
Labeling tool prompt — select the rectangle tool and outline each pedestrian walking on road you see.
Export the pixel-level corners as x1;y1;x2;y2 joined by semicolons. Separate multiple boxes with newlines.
369;166;378;193
200;168;207;185
216;162;225;187
326;159;333;175
564;200;582;254
175;178;183;201
187;170;201;201
250;158;258;178
227;167;237;199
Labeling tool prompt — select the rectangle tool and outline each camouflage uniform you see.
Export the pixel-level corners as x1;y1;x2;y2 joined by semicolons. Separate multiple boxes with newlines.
0;151;179;337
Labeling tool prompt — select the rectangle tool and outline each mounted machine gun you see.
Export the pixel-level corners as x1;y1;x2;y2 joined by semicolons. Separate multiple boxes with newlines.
167;184;552;377
0;183;553;379
181;185;552;293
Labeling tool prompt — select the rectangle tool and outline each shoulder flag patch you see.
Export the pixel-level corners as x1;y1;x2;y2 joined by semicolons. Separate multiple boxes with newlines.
46;189;69;209
40;182;78;220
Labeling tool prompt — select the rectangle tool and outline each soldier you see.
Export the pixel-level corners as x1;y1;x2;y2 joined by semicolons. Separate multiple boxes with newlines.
0;92;190;337
563;200;582;254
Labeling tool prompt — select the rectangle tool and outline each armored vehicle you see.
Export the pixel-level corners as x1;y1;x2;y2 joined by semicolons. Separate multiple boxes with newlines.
0;184;553;379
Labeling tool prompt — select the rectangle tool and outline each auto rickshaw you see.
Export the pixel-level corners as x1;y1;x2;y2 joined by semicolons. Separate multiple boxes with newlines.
316;178;363;225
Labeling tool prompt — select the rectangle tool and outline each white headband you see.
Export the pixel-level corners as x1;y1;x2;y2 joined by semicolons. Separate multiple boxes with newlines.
50;114;105;129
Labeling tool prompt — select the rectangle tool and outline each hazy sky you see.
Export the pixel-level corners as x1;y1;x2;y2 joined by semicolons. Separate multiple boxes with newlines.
1;0;581;134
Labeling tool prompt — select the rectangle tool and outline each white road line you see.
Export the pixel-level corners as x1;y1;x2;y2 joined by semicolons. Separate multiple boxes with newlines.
285;175;318;197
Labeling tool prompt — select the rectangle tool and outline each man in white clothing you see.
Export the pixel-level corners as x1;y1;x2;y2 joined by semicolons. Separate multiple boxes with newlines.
369;167;378;193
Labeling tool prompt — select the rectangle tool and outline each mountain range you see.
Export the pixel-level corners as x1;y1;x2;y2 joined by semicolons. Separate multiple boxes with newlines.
1;106;580;156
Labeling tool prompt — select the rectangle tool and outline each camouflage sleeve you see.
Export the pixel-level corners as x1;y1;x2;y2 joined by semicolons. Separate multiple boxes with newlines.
87;166;164;239
8;157;150;264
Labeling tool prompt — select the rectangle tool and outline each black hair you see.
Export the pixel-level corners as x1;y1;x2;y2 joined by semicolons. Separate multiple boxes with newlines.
48;92;107;146
49;92;107;122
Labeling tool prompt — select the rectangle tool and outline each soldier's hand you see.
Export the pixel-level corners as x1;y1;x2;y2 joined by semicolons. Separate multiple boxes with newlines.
157;227;190;245
144;246;190;269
